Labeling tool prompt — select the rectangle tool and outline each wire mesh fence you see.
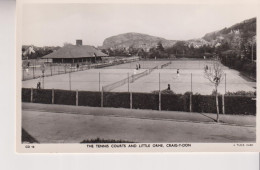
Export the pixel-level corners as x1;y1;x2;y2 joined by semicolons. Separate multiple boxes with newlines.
22;57;140;81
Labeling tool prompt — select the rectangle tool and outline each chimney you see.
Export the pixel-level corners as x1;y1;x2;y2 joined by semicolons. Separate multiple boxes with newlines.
76;40;82;46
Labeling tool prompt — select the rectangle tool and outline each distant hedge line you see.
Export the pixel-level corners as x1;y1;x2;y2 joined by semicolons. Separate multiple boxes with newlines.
21;88;256;115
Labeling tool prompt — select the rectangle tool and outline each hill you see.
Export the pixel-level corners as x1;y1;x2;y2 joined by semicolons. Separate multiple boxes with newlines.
102;32;177;50
101;17;256;50
202;17;256;48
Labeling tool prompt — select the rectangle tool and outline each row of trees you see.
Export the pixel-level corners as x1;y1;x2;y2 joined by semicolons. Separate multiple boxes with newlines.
22;46;60;60
101;41;216;59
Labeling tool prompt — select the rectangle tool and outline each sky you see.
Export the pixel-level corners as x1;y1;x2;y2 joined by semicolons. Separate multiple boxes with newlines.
22;4;257;47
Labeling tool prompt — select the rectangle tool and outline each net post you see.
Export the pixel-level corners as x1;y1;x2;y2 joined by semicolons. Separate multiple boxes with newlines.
30;88;33;103
222;94;225;114
52;88;54;104
76;90;78;106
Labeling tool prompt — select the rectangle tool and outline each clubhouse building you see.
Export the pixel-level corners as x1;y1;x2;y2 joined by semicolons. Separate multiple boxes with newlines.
42;40;108;63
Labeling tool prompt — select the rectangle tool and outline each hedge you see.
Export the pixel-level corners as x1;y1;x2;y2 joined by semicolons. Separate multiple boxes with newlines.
22;88;31;102
192;95;222;114
132;93;159;110
21;88;256;115
78;91;101;107
161;94;189;111
103;92;130;108
225;96;256;115
54;89;76;105
33;89;52;104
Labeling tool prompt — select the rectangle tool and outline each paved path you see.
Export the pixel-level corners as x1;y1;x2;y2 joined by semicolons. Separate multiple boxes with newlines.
22;103;256;143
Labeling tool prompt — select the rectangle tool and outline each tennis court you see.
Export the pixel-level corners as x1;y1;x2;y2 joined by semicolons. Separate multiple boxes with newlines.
22;59;256;95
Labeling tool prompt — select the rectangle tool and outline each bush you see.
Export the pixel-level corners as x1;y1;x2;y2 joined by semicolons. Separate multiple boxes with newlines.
33;89;52;104
54;90;76;105
22;88;31;102
78;91;101;107
234;60;243;70
175;54;203;58
152;89;176;95
132;93;159;110
103;92;130;108
225;91;256;97
225;96;256;115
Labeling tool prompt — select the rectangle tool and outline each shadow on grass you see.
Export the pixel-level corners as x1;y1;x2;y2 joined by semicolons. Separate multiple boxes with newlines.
199;113;225;123
22;128;39;143
80;137;134;143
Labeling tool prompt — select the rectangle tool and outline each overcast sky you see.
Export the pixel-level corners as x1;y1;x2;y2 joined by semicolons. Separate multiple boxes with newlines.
22;4;257;47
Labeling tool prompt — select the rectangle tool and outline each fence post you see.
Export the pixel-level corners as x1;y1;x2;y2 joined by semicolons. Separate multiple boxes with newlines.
99;72;101;92
159;72;161;91
191;73;193;93
128;73;129;92
76;90;78;106
101;87;103;107
130;92;132;109
69;72;71;90
189;93;192;112
43;73;45;89
225;73;226;94
52;89;54;104
30;88;33;103
222;94;225;114
33;66;35;79
50;64;52;76
23;69;24;81
159;91;161;111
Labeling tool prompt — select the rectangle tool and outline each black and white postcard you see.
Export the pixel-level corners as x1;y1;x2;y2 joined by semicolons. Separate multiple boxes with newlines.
16;0;260;152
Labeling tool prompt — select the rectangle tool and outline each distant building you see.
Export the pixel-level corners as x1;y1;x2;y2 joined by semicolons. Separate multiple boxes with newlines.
42;40;108;63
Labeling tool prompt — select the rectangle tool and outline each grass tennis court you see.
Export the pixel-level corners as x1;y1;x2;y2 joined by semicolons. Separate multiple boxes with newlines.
22;59;256;95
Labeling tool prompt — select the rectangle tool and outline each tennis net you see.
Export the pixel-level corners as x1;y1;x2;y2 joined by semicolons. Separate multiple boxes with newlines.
161;61;172;68
103;66;158;92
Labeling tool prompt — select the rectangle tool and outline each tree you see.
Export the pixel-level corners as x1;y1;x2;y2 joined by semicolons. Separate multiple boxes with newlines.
204;61;224;122
63;42;73;47
156;41;164;51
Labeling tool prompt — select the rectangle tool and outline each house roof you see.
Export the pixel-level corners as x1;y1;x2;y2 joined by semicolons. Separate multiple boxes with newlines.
42;45;108;59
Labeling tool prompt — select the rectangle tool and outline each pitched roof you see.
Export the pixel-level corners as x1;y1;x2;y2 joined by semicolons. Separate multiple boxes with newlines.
42;45;108;59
